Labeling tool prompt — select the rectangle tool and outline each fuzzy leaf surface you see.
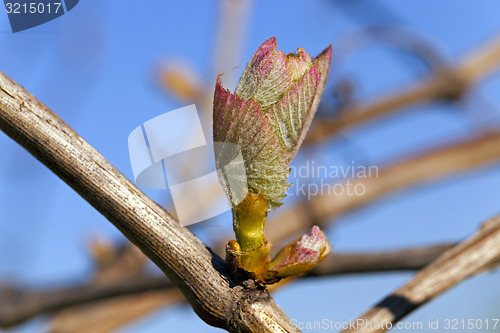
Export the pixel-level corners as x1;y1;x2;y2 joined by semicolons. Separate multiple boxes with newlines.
213;77;290;210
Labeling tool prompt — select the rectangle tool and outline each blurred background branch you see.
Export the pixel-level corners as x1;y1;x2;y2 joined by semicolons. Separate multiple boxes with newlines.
0;242;455;329
342;215;500;333
307;34;500;144
267;130;500;246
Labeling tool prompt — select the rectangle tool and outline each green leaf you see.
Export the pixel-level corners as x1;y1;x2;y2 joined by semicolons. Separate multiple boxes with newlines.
213;77;290;210
235;37;302;111
235;37;332;160
267;63;321;160
214;38;332;210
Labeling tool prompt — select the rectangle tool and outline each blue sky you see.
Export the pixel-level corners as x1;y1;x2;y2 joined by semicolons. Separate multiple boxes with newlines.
1;1;500;332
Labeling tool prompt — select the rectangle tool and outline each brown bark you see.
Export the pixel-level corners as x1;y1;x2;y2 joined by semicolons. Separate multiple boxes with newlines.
0;71;299;333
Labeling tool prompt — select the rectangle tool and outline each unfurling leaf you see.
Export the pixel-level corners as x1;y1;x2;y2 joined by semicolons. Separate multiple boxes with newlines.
214;37;332;211
213;76;290;210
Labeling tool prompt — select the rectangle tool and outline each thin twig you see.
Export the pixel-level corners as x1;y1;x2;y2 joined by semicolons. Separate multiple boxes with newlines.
306;243;455;277
0;276;174;328
340;215;500;333
48;290;185;333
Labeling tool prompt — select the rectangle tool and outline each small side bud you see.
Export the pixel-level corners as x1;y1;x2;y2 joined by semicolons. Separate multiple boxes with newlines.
267;226;332;280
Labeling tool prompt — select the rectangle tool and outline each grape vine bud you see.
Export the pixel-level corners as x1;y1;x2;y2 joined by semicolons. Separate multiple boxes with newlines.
268;226;332;280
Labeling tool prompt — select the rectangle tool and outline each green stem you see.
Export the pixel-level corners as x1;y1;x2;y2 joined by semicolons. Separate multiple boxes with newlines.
231;192;271;279
233;193;267;251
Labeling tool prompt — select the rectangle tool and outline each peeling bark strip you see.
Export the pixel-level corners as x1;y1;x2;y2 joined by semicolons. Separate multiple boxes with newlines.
0;71;300;333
